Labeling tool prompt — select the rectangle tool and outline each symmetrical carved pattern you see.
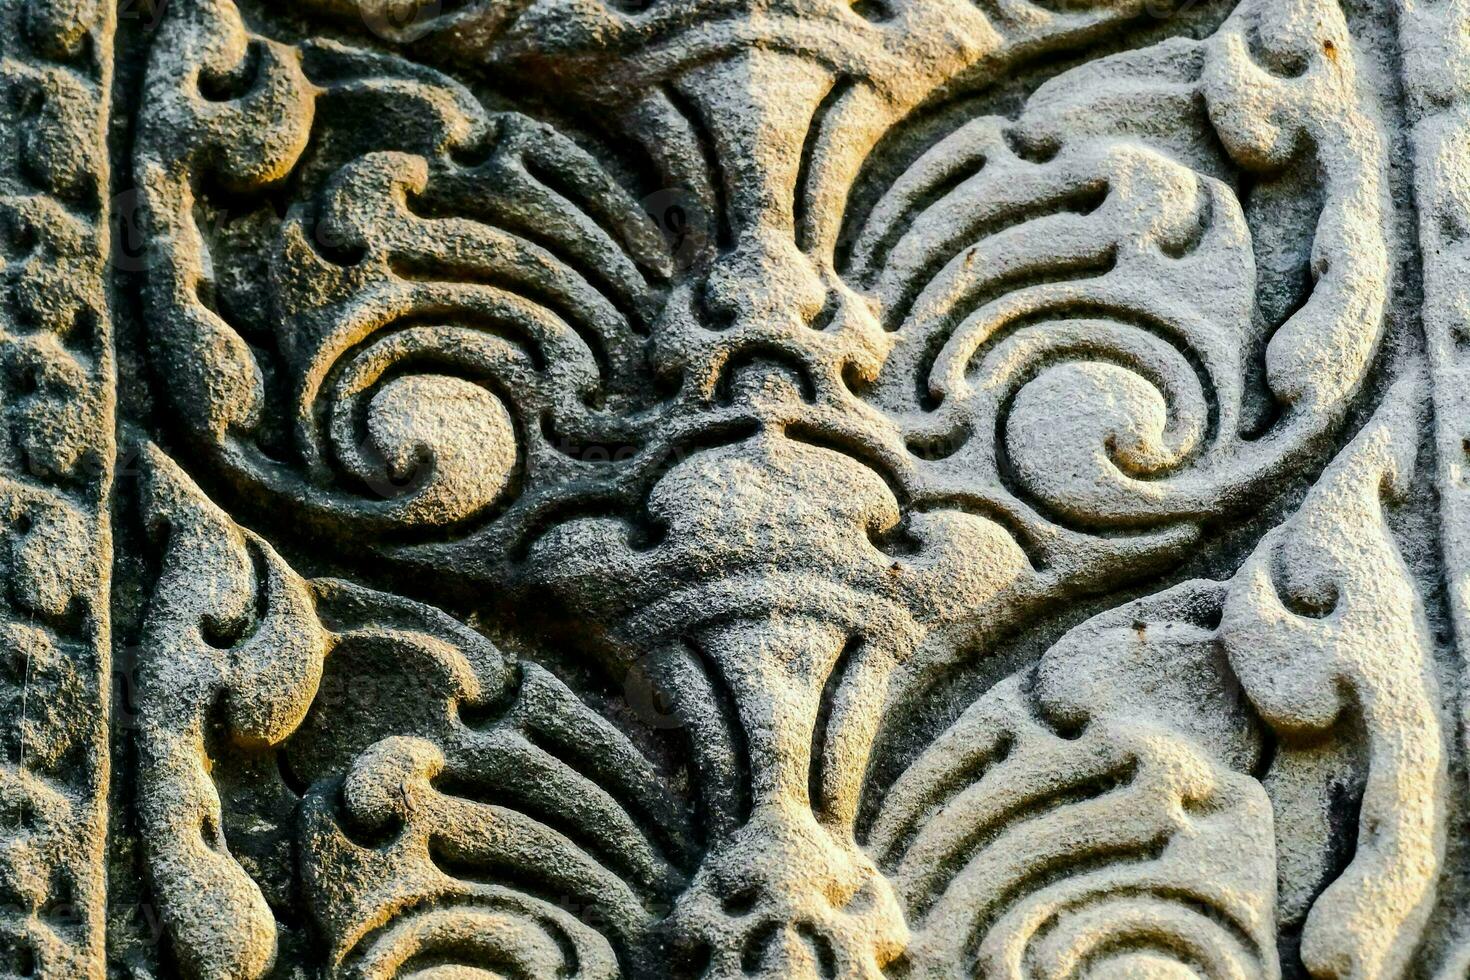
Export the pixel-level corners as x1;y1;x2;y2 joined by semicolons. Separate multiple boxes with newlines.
1;0;1467;976
0;0;114;976
134;0;1392;576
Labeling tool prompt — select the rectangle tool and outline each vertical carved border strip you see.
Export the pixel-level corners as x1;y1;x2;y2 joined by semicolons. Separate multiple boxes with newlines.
0;0;114;976
1402;0;1470;788
1402;1;1470;973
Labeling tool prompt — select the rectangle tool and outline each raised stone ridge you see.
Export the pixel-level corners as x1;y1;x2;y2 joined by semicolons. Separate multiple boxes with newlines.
2;0;1470;977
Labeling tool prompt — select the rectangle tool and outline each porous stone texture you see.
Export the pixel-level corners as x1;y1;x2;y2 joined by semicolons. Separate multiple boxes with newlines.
2;0;1470;976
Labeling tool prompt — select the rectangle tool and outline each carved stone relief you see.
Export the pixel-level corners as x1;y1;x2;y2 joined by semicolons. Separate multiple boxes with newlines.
0;0;1465;976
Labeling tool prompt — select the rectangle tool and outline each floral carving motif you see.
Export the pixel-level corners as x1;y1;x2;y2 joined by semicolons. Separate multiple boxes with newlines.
114;0;1459;977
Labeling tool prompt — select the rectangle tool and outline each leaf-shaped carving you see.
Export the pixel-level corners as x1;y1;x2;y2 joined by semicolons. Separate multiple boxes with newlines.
132;0;1392;632
135;0;674;540
869;586;1280;977
134;445;328;980
1218;379;1447;978
838;0;1389;565
133;445;696;979
125;1;1432;976
292;581;698;976
868;375;1445;977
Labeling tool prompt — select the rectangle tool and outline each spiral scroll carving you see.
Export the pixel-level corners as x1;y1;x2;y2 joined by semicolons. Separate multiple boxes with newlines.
136;0;675;539
115;0;1455;977
841;0;1387;546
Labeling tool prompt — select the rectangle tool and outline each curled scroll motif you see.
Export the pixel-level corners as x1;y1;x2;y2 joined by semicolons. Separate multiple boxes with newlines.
292;581;698;978
134;445;329;980
130;376;1446;980
869;376;1445;977
1218;385;1447;979
124;2;1427;976
134;445;696;979
869;596;1281;978
841;0;1389;565
135;0;673;538
131;0;1392;598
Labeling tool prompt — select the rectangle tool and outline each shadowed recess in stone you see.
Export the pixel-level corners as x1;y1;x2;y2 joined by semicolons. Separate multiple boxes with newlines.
2;0;1469;977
